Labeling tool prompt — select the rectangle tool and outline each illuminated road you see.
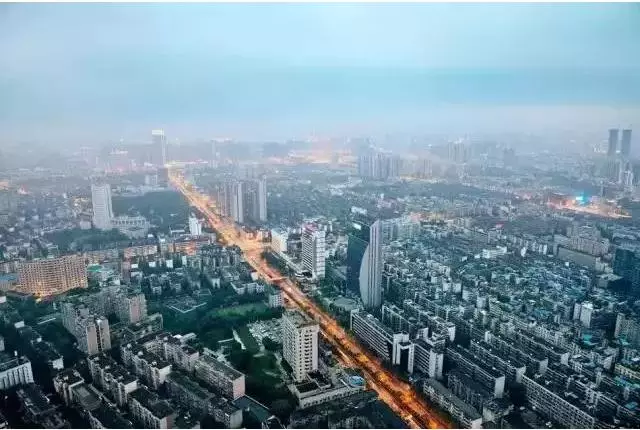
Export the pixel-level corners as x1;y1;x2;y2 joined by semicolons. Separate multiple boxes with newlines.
170;171;451;429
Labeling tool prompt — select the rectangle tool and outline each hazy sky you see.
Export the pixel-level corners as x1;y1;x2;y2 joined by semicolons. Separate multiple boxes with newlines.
1;3;639;144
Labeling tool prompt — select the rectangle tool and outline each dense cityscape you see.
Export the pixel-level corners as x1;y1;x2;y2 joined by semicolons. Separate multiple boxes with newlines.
2;3;640;429
0;124;639;429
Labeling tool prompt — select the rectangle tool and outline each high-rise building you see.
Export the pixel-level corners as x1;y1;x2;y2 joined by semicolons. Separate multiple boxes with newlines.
230;181;244;224
281;310;319;382
117;293;148;324
346;218;383;310
76;315;111;355
621;129;633;158
210;140;218;169
243;178;268;224
151;129;167;167
157;167;170;187
91;183;113;230
302;225;326;279
357;152;401;180
17;255;88;297
608;128;619;156
257;177;267;222
188;213;202;236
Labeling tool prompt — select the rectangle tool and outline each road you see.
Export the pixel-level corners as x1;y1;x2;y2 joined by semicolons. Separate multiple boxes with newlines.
170;171;451;429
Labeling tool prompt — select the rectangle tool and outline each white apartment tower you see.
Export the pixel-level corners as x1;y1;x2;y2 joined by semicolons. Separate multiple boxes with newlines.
188;213;203;236
257;177;267;222
302;226;326;279
77;315;111;355
91;183;114;230
231;181;244;224
282;310;319;382
151;129;167;167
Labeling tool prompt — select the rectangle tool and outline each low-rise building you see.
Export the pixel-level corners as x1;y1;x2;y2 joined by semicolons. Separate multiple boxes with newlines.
266;285;283;308
88;353;138;407
423;378;482;429
17;383;68;429
53;368;85;406
128;386;176;429
0;352;34;389
194;354;245;400
350;309;414;373
88;403;134;429
290;371;366;409
121;344;171;390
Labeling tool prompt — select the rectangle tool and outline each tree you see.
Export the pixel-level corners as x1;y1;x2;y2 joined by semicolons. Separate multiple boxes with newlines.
262;337;281;352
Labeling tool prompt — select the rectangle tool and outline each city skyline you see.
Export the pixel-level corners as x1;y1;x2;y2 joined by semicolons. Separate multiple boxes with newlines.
1;3;640;144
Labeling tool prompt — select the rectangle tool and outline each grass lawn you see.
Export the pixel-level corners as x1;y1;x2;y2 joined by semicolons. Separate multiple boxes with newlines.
235;325;260;354
209;302;267;318
200;327;234;350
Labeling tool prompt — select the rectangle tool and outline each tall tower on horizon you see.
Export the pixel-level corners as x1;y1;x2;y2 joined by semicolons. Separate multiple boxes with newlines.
151;129;167;167
621;129;633;158
608;128;619;156
91;183;113;230
257;177;267;223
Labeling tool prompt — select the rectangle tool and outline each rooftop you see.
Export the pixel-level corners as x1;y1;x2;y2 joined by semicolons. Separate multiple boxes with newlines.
90;403;134;429
54;368;84;386
130;387;175;419
197;354;244;380
284;309;317;329
17;384;55;416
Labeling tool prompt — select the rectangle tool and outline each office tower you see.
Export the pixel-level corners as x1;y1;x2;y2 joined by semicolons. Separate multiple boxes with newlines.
346;218;383;310
151;129;167;167
621;129;633;157
17;255;88;297
91;183;113;230
188;213;202;236
302;225;326;279
281;309;319;382
608;128;619;156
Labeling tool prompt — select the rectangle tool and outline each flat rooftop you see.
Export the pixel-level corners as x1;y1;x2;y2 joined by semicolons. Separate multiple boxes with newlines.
197;355;244;380
284;309;317;328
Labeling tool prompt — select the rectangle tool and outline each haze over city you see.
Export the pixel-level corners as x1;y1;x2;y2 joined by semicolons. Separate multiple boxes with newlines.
3;3;640;430
1;3;640;145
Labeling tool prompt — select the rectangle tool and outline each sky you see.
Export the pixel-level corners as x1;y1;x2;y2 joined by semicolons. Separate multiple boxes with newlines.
1;3;639;145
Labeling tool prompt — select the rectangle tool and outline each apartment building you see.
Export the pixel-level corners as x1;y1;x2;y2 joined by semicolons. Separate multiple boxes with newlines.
88;353;138;407
282;309;319;382
16;255;87;297
0;353;33;389
194;354;245;400
350;309;414;373
128;387;176;429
